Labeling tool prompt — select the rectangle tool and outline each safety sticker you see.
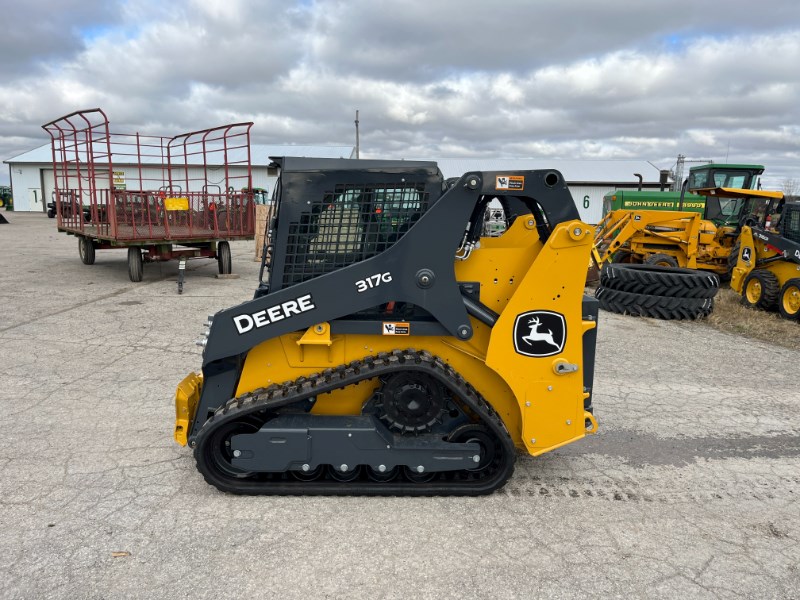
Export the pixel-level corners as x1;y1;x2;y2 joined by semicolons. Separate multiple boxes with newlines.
382;322;410;335
496;175;524;191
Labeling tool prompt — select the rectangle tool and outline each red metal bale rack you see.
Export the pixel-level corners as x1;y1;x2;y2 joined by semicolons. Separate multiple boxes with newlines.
42;108;256;291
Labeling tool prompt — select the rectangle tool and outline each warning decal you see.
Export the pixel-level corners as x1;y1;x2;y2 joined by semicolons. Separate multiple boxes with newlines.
496;175;524;191
382;322;410;335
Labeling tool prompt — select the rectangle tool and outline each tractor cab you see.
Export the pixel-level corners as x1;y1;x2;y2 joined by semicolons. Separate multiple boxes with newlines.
687;164;764;192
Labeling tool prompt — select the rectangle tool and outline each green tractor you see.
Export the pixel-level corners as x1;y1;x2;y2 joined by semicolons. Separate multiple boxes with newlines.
602;163;765;216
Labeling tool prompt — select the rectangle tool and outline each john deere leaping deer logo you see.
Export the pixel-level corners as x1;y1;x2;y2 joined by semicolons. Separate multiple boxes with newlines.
513;310;566;357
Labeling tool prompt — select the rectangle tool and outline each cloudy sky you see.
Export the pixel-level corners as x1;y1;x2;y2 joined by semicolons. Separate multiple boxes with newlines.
1;0;799;188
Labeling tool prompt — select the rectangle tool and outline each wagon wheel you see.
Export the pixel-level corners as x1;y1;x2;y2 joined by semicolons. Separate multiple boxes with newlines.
128;247;144;282
217;241;232;275
78;237;95;265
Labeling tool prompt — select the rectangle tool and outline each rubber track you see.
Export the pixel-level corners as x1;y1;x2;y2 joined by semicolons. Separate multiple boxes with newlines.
600;263;719;299
193;349;516;496
595;286;713;320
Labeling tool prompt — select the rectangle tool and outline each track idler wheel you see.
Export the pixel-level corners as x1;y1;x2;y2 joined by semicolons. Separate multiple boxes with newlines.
449;425;497;472
203;418;261;479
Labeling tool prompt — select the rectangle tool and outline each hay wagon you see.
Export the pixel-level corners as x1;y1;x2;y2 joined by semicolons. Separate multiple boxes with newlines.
42;109;256;290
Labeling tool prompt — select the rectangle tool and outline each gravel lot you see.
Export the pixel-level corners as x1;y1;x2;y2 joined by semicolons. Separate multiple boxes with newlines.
1;212;798;599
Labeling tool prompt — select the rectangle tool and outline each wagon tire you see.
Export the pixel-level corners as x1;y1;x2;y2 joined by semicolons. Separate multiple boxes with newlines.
79;237;95;265
128;247;144;282
217;241;232;275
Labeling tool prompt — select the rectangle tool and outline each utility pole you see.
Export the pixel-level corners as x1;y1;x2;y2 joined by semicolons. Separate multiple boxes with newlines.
671;154;712;191
673;154;685;192
354;110;360;159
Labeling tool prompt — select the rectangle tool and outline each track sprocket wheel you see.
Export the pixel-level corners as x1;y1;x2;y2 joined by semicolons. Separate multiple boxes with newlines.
377;372;447;433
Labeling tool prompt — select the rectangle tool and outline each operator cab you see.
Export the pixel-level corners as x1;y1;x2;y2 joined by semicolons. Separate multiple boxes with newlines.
699;188;783;230
687;164;764;192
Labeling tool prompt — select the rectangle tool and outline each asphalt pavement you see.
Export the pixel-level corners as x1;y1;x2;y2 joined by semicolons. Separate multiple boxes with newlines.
1;212;798;599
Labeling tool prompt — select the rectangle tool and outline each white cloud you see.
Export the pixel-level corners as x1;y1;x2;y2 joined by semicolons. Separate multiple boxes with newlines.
1;1;799;186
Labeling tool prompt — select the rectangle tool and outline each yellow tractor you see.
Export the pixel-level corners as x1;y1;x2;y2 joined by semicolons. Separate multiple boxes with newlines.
174;159;599;495
593;187;785;276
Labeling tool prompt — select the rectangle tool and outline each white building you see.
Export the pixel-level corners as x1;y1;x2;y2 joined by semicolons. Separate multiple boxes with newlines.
5;144;666;224
433;158;669;224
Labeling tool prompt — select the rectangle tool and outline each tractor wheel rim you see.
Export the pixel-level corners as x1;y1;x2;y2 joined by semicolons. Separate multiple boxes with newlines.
746;280;762;303
783;286;800;315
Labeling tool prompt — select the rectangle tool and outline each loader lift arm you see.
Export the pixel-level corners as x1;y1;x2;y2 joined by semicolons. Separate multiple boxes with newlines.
592;209;705;268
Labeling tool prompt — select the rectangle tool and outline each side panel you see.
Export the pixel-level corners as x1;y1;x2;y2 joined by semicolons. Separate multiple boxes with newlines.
485;220;596;455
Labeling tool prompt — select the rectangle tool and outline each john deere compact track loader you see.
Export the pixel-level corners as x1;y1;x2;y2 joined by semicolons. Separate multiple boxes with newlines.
174;158;599;495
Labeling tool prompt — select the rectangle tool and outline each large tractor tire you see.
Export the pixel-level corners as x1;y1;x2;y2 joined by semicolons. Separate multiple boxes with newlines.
600;263;720;299
595;287;713;320
741;270;779;311
778;278;800;321
643;253;679;268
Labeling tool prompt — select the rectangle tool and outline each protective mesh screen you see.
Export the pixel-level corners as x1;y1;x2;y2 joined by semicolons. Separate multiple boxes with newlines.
282;182;429;287
783;208;800;244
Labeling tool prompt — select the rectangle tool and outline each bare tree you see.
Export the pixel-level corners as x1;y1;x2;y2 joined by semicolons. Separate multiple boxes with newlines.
781;178;799;198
